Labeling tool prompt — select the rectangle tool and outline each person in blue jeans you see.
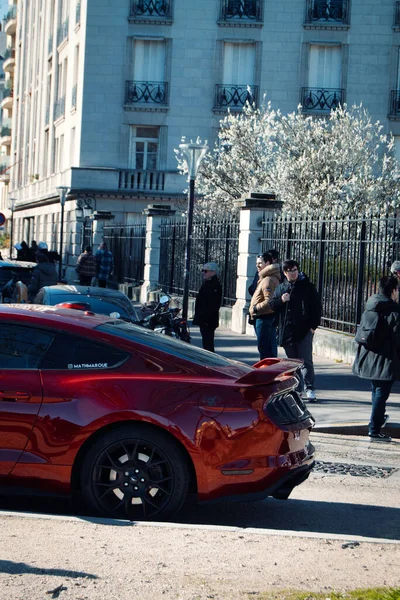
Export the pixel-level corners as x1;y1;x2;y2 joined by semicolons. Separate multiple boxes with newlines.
353;275;400;442
248;252;281;360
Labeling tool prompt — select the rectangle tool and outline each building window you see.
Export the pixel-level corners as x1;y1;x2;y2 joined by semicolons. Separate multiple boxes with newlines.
128;126;159;170
126;39;168;106
302;44;343;111
304;0;350;25
389;48;400;117
215;42;257;109
219;0;263;23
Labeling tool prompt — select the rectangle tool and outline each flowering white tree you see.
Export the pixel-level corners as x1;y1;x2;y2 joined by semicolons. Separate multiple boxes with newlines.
176;102;400;216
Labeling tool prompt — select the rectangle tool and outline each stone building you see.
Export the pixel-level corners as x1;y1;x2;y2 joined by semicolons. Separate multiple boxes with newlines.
1;0;400;276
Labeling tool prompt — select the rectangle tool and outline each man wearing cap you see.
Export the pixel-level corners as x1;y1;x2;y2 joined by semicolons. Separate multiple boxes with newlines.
193;262;222;352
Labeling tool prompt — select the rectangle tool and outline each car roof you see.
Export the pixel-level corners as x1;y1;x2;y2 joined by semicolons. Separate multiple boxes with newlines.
42;285;128;299
0;303;111;330
0;259;36;268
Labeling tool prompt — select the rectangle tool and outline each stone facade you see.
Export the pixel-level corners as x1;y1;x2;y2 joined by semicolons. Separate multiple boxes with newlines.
2;0;400;273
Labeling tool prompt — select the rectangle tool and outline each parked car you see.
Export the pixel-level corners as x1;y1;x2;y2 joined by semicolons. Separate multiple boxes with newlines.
33;284;138;321
0;258;36;302
0;305;315;521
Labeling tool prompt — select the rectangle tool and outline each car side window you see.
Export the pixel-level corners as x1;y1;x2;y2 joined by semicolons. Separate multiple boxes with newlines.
39;333;129;370
0;324;55;369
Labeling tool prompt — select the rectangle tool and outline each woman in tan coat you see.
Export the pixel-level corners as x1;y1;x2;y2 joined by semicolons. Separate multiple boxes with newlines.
249;252;281;359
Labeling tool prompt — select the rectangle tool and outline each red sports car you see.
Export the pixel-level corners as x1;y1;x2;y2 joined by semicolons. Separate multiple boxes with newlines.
0;305;315;521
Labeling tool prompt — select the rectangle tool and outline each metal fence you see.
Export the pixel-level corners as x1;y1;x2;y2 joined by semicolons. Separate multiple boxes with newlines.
159;215;240;306
261;212;400;333
102;220;146;284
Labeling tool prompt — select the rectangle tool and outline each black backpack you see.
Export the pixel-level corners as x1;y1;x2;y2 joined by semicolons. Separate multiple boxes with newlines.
355;310;385;350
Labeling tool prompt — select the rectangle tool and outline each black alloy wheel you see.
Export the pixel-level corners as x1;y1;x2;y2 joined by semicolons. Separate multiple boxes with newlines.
80;425;189;521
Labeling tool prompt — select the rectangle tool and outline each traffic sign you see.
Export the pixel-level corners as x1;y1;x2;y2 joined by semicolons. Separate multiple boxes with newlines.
0;213;5;226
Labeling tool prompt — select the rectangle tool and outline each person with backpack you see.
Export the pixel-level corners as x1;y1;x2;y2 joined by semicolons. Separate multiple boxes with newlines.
352;275;400;442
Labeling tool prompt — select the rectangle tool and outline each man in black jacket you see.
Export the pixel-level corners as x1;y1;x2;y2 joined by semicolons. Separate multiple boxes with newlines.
270;259;321;401
352;276;400;442
193;262;222;352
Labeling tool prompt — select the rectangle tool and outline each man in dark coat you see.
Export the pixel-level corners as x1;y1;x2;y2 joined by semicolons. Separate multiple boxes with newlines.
352;275;400;442
28;253;58;301
270;259;321;401
193;262;222;352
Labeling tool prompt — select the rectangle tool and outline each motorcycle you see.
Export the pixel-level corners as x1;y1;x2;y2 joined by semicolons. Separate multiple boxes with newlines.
136;295;191;342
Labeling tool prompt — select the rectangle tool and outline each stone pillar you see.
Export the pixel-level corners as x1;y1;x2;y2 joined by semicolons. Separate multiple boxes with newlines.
231;192;283;334
140;204;175;304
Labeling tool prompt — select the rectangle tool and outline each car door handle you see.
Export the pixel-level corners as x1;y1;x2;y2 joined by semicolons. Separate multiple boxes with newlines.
0;391;32;401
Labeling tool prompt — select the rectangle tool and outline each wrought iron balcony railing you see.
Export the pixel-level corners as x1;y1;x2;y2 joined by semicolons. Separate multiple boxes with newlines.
3;86;14;99
214;84;258;109
119;169;166;191
304;0;349;24
71;84;77;109
54;96;66;120
76;1;81;25
4;48;15;60
125;81;168;105
57;17;69;45
0;127;11;138
301;87;343;111
130;0;172;18
5;6;17;22
219;0;262;21
389;90;400;116
395;1;400;26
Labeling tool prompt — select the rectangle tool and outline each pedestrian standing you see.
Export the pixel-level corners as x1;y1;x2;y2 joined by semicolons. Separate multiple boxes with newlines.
28;253;58;301
76;246;97;286
352;275;400;442
248;252;280;359
270;259;321;401
193;262;222;352
390;260;400;281
95;242;114;288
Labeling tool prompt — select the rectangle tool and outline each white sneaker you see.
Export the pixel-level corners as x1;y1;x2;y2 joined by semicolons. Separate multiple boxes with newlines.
306;389;317;402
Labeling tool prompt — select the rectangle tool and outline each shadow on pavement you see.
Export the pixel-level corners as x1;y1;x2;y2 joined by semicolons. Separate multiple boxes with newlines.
175;497;400;540
0;559;97;579
1;493;399;541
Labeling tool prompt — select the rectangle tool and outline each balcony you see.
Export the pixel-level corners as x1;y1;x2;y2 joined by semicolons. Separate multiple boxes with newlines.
0;123;12;147
389;91;400;118
76;1;81;26
214;84;258;110
125;81;168;109
218;0;263;26
4;6;17;35
1;86;14;110
3;48;16;73
57;17;69;46
304;0;350;28
301;87;344;112
129;0;172;23
119;169;166;191
54;96;65;121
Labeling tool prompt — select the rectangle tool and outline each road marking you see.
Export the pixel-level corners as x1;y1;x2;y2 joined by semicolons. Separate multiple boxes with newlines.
0;510;399;544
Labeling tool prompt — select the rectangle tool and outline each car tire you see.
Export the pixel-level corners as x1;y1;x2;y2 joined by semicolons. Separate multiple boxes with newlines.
80;424;189;521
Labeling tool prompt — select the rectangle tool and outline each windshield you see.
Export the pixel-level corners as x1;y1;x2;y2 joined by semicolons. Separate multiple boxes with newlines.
46;293;137;319
97;320;242;368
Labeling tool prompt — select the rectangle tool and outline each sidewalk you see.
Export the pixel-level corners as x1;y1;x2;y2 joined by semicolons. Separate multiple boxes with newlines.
190;325;400;439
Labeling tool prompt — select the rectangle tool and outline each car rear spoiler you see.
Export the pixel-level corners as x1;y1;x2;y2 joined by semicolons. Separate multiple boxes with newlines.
235;358;303;386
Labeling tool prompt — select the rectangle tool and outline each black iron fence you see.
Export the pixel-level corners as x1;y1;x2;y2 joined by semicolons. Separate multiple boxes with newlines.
102;220;146;284
261;212;400;333
159;215;240;306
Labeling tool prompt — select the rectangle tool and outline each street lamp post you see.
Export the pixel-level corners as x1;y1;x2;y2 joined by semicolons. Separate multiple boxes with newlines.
56;186;70;280
7;197;16;259
178;142;208;321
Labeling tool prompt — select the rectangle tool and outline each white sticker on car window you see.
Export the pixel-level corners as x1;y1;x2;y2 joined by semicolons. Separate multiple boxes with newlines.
67;363;108;369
